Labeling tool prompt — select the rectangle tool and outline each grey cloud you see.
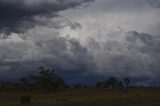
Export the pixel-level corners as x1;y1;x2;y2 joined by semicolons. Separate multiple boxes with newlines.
65;20;82;30
146;0;160;8
36;36;96;72
0;32;96;83
85;28;160;85
1;25;160;85
88;0;147;13
126;31;153;45
0;0;93;34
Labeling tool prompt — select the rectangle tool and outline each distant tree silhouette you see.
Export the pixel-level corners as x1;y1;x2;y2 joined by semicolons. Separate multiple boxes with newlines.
95;82;104;88
95;77;120;89
117;81;124;89
35;67;67;90
0;81;4;90
106;77;118;89
83;85;88;88
124;77;130;88
19;75;35;91
18;67;67;91
74;83;82;88
0;82;14;91
20;77;28;86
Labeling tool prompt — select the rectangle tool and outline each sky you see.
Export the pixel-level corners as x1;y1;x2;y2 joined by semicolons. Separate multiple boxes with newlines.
0;0;160;86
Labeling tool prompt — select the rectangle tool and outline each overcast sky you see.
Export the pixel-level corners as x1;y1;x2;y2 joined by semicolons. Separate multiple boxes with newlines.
0;0;160;86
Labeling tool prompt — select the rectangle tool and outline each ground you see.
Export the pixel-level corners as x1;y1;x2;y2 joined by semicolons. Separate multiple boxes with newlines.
0;88;160;106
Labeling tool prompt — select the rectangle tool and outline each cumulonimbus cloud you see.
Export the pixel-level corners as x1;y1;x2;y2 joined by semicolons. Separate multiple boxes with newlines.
1;0;160;86
0;23;160;85
0;0;93;34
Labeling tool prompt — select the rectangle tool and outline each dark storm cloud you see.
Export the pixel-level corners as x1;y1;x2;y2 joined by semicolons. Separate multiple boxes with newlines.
146;0;160;8
0;0;93;33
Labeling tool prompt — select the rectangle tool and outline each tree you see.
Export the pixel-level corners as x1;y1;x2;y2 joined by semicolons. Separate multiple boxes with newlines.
20;77;28;87
74;83;82;88
95;77;120;89
117;81;124;89
19;75;35;91
95;82;104;88
36;67;66;90
106;77;118;89
124;77;130;88
0;81;4;90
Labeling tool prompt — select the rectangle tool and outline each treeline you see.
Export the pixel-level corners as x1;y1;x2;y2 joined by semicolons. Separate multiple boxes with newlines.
96;77;130;89
0;67;130;91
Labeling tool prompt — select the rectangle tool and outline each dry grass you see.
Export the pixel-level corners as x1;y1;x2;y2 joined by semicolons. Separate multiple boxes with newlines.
0;88;160;106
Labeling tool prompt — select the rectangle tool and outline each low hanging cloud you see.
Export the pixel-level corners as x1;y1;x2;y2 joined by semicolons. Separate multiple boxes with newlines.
0;0;93;34
0;29;96;82
57;18;160;85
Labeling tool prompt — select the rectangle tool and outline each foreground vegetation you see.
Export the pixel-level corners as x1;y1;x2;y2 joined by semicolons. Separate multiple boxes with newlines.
0;88;160;106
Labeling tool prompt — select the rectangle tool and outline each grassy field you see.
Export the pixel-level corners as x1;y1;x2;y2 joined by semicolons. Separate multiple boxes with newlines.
0;88;160;106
